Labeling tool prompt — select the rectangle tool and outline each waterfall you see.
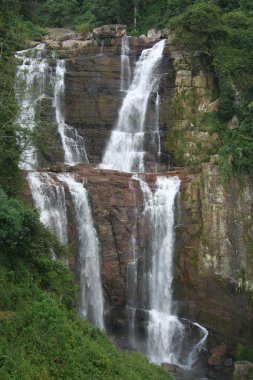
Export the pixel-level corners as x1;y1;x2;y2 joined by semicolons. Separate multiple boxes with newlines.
120;35;131;91
15;44;48;169
135;175;208;367
99;39;165;173
28;170;104;329
27;171;68;244
15;45;88;168
54;60;89;165
57;174;104;329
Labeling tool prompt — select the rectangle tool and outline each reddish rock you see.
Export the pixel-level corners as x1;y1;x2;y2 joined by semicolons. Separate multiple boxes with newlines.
210;343;228;357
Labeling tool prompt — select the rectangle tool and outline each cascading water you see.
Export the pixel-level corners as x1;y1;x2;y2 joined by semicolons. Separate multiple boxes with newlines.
54;60;89;165
27;170;104;329
99;39;165;172
57;173;104;329
15;44;48;169
120;35;131;91
16;45;88;168
27;172;68;245
135;175;208;367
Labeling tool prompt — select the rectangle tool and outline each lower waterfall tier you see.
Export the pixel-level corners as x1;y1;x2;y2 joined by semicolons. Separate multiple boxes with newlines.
23;163;253;355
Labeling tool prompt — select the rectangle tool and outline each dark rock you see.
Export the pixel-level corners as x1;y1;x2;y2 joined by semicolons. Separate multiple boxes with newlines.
92;24;126;39
224;358;233;367
162;362;183;374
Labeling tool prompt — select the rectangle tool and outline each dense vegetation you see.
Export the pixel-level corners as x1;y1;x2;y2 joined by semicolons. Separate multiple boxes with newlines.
0;0;253;376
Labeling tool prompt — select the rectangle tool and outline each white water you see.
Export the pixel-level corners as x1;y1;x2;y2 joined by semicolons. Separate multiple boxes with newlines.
16;45;88;168
27;171;68;249
100;39;165;172
54;60;89;165
57;173;104;329
136;175;208;367
120;35;131;91
15;44;48;169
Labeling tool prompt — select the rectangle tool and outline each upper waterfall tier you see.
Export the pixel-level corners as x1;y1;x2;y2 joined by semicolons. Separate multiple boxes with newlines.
99;39;165;173
15;44;48;169
15;45;88;169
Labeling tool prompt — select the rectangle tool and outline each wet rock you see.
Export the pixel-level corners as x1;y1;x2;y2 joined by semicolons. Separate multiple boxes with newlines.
162;362;183;374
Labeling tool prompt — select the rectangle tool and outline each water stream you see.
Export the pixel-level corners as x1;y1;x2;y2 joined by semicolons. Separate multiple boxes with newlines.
27;171;68;245
57;173;104;329
15;44;48;169
99;39;165;172
54;60;89;164
27;171;104;329
120;35;131;91
137;176;208;367
15;44;88;167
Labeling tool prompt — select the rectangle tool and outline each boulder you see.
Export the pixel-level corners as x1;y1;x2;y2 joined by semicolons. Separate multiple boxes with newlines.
92;24;126;39
161;29;169;38
162;363;183;374
233;361;253;380
147;29;162;39
46;28;77;41
45;39;61;49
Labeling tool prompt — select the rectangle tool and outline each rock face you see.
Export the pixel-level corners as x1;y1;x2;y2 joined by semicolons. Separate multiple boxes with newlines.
174;161;253;347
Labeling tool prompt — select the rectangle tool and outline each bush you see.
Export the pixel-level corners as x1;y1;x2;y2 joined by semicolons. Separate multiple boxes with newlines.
169;2;225;51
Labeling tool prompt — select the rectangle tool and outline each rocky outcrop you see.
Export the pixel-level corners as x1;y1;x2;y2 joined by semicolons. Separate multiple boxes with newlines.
161;49;219;165
174;160;253;348
93;24;127;39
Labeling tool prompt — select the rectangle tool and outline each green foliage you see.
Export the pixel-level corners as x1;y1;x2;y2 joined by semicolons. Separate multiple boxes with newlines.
136;0;168;33
170;2;225;51
0;188;76;308
168;0;253;177
0;296;172;379
37;0;79;27
74;23;91;38
0;0;45;196
236;344;253;362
